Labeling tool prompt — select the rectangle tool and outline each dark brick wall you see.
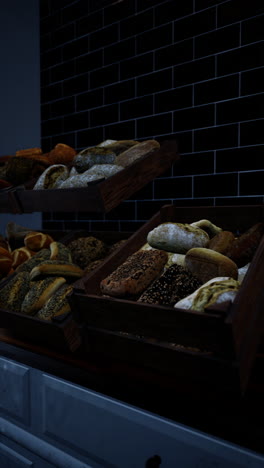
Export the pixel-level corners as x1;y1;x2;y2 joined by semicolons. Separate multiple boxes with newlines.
40;0;264;232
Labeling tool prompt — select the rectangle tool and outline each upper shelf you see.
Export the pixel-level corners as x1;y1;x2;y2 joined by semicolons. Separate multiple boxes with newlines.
0;140;179;214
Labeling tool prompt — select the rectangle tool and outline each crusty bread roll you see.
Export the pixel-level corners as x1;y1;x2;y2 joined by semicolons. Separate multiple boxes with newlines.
184;247;238;283
48;143;76;165
29;260;84;280
174;277;240;312
100;249;168;297
208;231;235;255
11;247;35;269
24;232;54;251
0;247;12;274
21;276;66;315
33;164;69;190
225;222;264;267
147;223;209;253
16;147;42;157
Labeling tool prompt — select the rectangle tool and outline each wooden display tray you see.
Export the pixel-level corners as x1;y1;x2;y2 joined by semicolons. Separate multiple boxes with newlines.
0;230;132;352
70;205;264;393
0;140;179;213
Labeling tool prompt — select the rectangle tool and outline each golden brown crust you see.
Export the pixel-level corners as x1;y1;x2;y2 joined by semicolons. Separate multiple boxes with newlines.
226;222;264;267
0;247;12;275
15;147;43;157
24;232;54;251
11;247;35;269
29;260;84;280
48;143;77;165
0;272;30;312
184;248;238;284
100;249;168;297
21;276;66;315
208;231;235;255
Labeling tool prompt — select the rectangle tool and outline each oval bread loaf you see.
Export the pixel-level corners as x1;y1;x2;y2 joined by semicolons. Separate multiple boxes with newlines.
24;232;54;251
225;222;264;267
184;247;238;283
208;231;235;255
147;223;209;253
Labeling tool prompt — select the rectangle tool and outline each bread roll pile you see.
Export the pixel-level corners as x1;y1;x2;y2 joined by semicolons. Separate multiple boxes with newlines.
100;219;264;313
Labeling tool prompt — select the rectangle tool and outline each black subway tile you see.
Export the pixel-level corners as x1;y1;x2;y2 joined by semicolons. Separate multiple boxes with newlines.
174;104;215;132
137;113;173;139
194;75;239;105
41;137;52;153
155;86;193;113
137;200;172;220
174;8;216;43
240;119;264;146
155;0;193;25
90;104;118;127
120;221;144;232
104;0;136;25
104;38;136;66
173;130;193;153
76;11;103;37
215;196;263;206
42;221;64;231
51;132;76;150
75;50;103;75
217;94;264;125
194;124;238;151
42;117;64;137
41;103;50;121
61;1;89;24
105;201;136;221
90;24;119;50
241;67;264;96
50;97;75;118
90;221;120;231
137;24;172;54
176;151;215;176
64;221;90;231
137;69;173;97
77;212;105;221
155;176;192;198
40;33;52;51
64;111;89;132
89;0;113;13
120;53;153;80
76;89;104;112
242;14;264;45
63;74;89;97
41;69;50;87
195;0;224;11
155;40;193;70
174;56;215;87
40;0;49;18
120;10;153;40
50;60;76;83
194;173;238;197
51;23;75;48
40;12;62;36
218;0;264;27
195;24;240;58
105;80;136;105
216;146;264;172
63;37;89;62
173;198;214;206
217;42;264;76
104;120;136;140
76;127;104;149
128;181;153;201
240;171;264;196
52;212;76;221
90;64;119;89
41;48;62;69
120;96;153;120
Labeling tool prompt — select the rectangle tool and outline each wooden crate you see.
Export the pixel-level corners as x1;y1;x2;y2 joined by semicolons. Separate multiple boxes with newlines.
69;205;264;393
0;140;179;213
0;230;132;352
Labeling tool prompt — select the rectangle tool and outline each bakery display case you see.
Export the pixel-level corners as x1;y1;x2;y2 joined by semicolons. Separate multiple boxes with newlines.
70;204;264;395
0;139;179;213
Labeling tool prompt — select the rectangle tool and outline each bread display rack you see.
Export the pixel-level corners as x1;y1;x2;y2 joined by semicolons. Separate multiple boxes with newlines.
69;204;264;394
0;140;179;213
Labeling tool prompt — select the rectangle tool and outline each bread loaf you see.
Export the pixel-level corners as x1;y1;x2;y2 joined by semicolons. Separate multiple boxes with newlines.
21;276;66;315
0;272;30;312
49;242;72;262
73;147;116;173
29;260;84;280
100;140;138;155
225;222;264;267
0;247;12;275
33;164;69;190
48;143;76;165
138;264;201;306
190;219;222;237
67;236;107;269
86;164;123;178
184;247;238;283
100;249;168;297
16;249;51;273
115;140;160;168
11;247;35;269
24;232;54;251
37;284;73;320
174;277;240;312
147;223;209;253
16;147;42;157
208;231;235;255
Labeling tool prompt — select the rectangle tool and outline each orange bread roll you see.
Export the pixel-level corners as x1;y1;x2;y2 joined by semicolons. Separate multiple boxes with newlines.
0;247;12;274
11;247;35;269
24;231;54;251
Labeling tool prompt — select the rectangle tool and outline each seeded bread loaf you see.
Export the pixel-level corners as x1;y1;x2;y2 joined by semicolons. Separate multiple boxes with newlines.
100;249;168;297
0;272;30;312
21;276;66;315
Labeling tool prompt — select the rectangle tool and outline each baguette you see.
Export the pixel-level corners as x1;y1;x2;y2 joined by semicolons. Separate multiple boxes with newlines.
21;276;66;315
37;284;73;320
0;272;30;312
29;260;84;280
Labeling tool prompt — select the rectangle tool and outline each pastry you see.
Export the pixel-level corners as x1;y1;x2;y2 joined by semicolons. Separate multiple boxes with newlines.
0;272;30;312
208;231;235;255
115;140;160;167
138;264;201;306
73;147;116;173
33;164;69;189
48;143;76;165
49;242;72;262
67;236;107;269
184;247;238;283
15;147;43;156
175;277;240;313
11;247;35;269
190;219;222;237
21;276;66;315
147;222;209;253
24;232;54;251
225;222;264;267
37;284;73;320
29;260;84;280
100;249;168;297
